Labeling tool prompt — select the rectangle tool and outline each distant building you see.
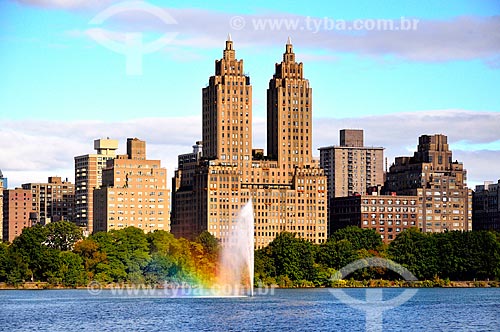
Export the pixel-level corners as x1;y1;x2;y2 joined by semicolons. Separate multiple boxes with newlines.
319;129;384;199
0;169;7;189
330;193;418;243
93;138;170;233
319;129;384;236
22;176;74;225
2;188;33;242
177;141;203;170
171;37;328;249
385;134;472;232
473;180;500;231
74;138;118;233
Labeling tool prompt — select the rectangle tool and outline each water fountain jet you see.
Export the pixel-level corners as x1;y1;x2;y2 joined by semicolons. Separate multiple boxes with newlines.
216;199;254;296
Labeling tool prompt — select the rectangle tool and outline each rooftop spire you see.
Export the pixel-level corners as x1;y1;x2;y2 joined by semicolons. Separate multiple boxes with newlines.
287;36;292;45
224;35;235;60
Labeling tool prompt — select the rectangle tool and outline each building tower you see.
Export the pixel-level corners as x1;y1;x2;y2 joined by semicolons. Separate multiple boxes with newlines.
385;134;472;232
202;34;252;166
319;129;384;199
74;138;118;233
267;37;313;180
172;38;328;248
93;138;170;233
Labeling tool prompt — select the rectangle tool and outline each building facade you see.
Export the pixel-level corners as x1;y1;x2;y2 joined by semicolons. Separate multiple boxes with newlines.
330;193;419;243
319;129;384;199
74;139;118;233
93;138;170;233
385;134;472;232
21;176;74;225
171;38;328;249
2;188;33;242
473;180;500;231
0;180;3;241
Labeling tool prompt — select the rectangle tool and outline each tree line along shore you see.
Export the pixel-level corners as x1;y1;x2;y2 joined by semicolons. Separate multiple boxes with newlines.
0;221;499;288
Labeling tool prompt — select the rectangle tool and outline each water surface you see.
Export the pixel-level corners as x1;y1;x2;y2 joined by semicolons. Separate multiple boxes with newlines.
1;288;499;331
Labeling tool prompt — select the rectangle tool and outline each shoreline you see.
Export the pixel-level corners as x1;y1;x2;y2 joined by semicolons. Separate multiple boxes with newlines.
1;280;498;290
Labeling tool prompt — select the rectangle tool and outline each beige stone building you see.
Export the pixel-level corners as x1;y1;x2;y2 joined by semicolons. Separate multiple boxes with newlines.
171;37;328;249
22;176;74;225
319;129;384;200
74;139;118;233
2;188;33;242
93;138;170;233
385;134;472;232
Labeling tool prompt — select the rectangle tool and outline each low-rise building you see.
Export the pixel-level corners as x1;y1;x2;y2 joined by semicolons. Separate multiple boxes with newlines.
330;193;418;243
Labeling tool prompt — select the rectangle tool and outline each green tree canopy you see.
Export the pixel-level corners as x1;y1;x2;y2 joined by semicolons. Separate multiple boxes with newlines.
45;221;83;251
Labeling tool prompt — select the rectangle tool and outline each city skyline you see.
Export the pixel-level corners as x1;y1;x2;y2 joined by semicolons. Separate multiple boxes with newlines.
1;0;500;188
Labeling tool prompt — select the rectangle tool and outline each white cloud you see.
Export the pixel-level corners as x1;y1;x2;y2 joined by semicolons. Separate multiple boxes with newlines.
1;110;498;189
313;110;500;187
18;1;499;65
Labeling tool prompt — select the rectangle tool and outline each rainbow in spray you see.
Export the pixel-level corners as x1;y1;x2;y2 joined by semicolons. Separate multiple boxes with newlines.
164;200;254;297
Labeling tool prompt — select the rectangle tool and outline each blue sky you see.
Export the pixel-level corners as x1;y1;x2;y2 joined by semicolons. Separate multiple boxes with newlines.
1;0;499;187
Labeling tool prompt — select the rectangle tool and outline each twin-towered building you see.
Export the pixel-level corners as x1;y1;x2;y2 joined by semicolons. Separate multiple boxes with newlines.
2;37;487;245
171;36;328;248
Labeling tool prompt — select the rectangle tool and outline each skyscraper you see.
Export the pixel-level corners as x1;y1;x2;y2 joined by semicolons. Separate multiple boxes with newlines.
172;38;328;248
93;138;170;233
74;138;118;233
202;35;252;165
385;134;472;232
267;37;312;180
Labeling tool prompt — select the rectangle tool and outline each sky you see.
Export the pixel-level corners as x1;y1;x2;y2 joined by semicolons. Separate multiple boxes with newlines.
0;0;499;188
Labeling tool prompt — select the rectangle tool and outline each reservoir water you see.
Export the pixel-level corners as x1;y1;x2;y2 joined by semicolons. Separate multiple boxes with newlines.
1;288;499;331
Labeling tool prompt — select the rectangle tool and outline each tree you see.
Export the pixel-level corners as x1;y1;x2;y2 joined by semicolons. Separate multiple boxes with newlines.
316;239;358;270
330;226;383;252
45;221;83;251
91;227;150;283
10;225;50;281
73;238;108;280
254;247;276;282
196;231;220;261
388;228;438;280
0;242;30;285
267;232;316;282
59;251;87;287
